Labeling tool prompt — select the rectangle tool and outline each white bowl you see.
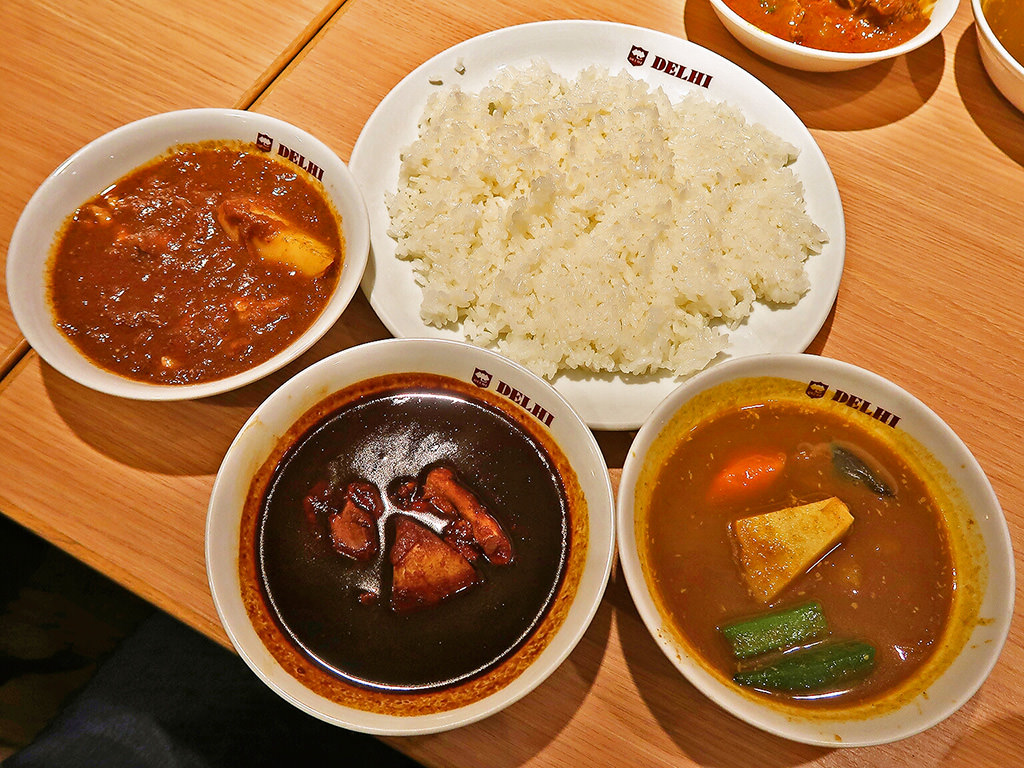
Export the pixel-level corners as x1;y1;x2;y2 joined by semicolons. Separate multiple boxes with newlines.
708;0;960;72
617;354;1013;746
6;108;369;400
206;338;615;734
973;0;1024;112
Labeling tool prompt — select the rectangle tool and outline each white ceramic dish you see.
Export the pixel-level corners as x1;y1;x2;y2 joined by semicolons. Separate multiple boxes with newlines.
709;0;960;72
973;0;1024;113
7;108;369;400
349;20;845;431
617;354;1014;746
206;338;615;735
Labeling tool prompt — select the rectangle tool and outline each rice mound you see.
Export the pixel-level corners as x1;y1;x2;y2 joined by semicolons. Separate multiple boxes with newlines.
387;62;827;379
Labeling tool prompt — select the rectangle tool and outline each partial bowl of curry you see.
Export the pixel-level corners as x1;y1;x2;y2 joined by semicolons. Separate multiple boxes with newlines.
617;354;1013;746
7;108;369;399
708;0;959;71
206;338;616;734
973;0;1024;113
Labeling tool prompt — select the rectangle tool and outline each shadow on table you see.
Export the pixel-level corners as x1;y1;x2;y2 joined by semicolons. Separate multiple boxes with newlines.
943;713;1024;766
42;293;389;476
804;298;837;357
395;579;612;766
611;562;830;767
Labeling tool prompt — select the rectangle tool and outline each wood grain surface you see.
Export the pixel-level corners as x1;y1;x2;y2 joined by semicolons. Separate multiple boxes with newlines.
0;0;342;373
0;0;1021;766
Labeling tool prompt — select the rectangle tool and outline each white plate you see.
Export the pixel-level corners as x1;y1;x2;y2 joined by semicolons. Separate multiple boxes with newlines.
350;20;845;430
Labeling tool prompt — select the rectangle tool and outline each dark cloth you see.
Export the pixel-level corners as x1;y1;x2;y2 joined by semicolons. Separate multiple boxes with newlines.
5;612;422;768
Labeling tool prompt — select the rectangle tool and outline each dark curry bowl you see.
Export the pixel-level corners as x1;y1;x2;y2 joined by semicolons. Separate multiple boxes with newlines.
206;338;615;734
7;108;369;399
708;0;959;72
617;354;1013;745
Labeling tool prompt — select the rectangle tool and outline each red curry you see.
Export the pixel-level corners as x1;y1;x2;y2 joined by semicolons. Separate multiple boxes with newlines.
724;0;931;53
47;142;343;385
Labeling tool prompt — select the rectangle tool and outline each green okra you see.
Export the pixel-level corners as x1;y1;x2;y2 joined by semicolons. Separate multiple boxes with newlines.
720;601;828;659
733;640;876;692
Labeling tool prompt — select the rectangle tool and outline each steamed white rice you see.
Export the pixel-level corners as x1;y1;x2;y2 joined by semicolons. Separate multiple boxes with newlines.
386;62;827;379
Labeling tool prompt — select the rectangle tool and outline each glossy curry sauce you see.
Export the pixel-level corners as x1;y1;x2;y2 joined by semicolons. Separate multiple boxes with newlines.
643;401;954;707
253;378;571;693
47;142;342;384
723;0;930;53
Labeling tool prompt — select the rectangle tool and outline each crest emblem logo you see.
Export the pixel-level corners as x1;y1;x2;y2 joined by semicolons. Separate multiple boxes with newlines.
256;133;274;152
628;45;648;67
472;368;493;388
806;381;829;399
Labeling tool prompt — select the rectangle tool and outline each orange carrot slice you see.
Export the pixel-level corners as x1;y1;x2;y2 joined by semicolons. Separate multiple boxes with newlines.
708;451;787;503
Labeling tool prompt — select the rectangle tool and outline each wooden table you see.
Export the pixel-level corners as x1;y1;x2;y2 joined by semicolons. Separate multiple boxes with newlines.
1;0;1021;765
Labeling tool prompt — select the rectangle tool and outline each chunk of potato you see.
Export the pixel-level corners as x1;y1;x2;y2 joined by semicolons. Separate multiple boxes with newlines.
216;199;336;278
731;497;853;603
250;228;335;278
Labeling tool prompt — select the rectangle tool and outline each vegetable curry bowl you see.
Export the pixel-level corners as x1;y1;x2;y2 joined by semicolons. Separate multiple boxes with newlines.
7;109;369;399
617;355;1013;745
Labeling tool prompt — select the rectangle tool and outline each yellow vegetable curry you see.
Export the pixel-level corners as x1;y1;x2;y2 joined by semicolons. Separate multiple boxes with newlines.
641;398;954;707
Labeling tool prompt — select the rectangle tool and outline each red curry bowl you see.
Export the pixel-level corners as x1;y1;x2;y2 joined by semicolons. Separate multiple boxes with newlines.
7;108;369;400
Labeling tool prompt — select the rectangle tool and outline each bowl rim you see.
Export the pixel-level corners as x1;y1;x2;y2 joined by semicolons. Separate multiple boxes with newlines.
616;352;1015;746
972;0;1024;78
708;0;960;64
205;337;617;735
6;107;369;401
